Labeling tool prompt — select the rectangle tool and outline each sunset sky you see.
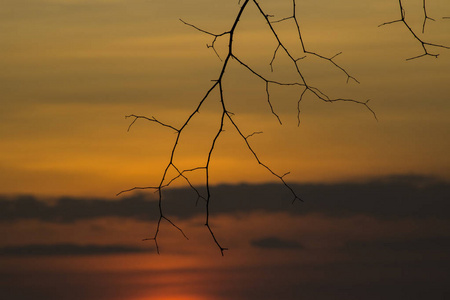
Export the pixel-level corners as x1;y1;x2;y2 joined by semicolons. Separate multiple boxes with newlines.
1;0;450;299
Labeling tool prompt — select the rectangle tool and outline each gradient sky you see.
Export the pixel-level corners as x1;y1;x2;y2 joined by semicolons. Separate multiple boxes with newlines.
1;0;449;197
1;0;450;299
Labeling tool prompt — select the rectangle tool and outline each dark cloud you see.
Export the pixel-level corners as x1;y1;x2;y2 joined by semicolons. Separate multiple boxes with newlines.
1;174;449;222
0;175;449;300
0;243;152;256
212;174;450;219
345;236;450;253
250;237;303;249
0;193;162;223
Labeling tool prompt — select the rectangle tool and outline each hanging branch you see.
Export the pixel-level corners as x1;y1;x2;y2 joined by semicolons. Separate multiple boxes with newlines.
379;0;449;60
118;0;375;255
117;0;447;254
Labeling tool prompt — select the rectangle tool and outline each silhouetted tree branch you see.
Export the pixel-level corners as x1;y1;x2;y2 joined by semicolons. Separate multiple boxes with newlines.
119;0;448;255
379;0;449;60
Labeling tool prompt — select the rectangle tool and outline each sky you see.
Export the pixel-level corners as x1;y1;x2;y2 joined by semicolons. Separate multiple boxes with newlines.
1;0;450;299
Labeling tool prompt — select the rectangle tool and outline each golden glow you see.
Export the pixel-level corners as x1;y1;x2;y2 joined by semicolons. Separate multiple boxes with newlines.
1;0;449;197
1;3;449;300
132;296;211;300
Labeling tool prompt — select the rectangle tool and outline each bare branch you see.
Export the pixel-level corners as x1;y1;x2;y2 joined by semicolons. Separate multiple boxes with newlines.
270;43;281;72
125;115;178;132
270;16;293;24
226;111;302;203
232;54;304;87
265;82;283;125
180;19;229;60
422;0;436;33
378;19;403;27
297;88;307;126
116;186;158;196
245;131;263;139
379;0;449;60
118;0;417;254
275;0;360;84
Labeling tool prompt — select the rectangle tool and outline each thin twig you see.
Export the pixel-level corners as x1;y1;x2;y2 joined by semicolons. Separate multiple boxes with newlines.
422;0;435;33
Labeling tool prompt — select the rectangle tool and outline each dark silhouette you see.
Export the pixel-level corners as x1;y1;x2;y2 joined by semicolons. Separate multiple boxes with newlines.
118;0;449;255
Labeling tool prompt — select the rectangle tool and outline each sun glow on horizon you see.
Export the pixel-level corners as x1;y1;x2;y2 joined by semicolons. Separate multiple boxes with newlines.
132;294;214;300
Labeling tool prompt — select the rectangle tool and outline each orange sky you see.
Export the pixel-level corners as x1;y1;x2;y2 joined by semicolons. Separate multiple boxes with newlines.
1;0;449;197
1;2;450;299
